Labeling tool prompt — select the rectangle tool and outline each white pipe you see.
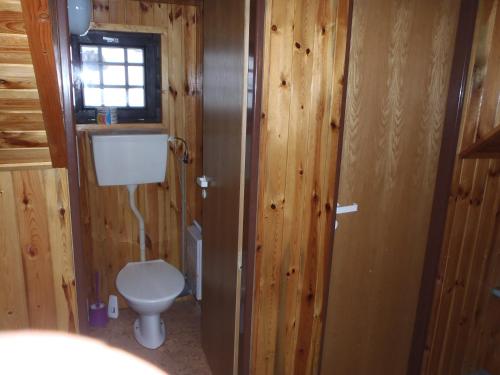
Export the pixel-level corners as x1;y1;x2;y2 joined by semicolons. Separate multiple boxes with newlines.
127;184;146;262
180;160;187;274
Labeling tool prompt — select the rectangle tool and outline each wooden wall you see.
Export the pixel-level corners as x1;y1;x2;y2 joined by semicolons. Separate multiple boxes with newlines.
251;0;351;374
0;0;50;168
0;168;78;331
79;0;202;306
423;0;500;373
320;0;461;374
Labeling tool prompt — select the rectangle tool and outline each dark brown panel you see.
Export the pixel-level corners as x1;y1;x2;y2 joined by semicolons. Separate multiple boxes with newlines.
201;0;248;373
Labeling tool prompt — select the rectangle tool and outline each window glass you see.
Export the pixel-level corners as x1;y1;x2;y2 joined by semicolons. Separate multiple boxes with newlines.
81;64;100;85
128;88;145;107
128;66;144;86
127;48;144;63
83;88;102;107
103;65;126;85
101;47;125;63
81;46;99;62
103;88;127;106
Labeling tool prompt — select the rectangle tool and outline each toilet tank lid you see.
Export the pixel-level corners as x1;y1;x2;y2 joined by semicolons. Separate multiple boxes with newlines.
116;260;184;302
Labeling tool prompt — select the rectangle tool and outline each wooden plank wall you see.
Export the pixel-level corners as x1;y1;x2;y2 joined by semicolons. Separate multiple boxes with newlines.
320;0;461;374
251;0;351;374
0;168;78;332
0;0;50;168
423;0;500;373
78;0;202;306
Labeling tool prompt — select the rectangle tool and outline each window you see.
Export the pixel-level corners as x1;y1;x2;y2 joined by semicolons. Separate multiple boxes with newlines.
72;30;161;123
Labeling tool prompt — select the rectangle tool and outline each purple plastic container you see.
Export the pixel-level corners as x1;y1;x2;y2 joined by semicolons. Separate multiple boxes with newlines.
89;272;108;327
89;302;108;327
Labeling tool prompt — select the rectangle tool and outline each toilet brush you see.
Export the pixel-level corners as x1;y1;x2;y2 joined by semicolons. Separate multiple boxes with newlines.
89;272;108;327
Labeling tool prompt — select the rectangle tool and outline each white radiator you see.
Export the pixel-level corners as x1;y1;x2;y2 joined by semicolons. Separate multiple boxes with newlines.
186;221;202;300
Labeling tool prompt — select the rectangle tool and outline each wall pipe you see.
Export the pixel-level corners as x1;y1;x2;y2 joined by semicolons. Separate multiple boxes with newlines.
127;184;146;262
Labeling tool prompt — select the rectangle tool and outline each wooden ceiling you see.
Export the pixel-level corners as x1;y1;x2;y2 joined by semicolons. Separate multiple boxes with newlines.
0;0;67;169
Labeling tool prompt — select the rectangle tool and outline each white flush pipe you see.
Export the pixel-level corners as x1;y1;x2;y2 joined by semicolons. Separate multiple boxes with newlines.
127;184;146;262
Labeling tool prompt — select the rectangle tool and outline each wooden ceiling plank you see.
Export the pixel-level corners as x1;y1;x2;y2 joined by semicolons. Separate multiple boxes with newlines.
0;110;44;130
0;130;48;148
0;147;51;166
19;0;67;167
0;63;36;89
0;0;22;13
0;9;25;34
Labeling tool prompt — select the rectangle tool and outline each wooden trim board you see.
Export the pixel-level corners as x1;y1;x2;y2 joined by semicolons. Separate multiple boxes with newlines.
20;0;67;167
407;0;479;373
49;0;89;333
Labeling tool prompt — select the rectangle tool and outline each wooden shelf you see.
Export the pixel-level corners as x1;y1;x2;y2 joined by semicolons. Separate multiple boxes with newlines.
76;123;167;133
460;125;500;159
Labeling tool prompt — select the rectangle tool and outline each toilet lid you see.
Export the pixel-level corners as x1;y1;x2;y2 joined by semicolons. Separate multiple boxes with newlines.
116;260;184;303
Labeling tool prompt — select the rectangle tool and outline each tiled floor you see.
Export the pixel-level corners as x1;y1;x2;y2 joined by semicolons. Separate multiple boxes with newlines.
89;297;211;375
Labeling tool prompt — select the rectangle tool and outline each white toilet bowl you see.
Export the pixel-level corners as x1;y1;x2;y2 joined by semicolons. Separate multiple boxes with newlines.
116;259;185;349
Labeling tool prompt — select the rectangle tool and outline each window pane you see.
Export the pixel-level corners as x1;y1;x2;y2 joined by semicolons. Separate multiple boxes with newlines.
128;66;144;86
127;48;144;63
128;88;145;107
102;47;125;63
81;46;99;62
83;87;102;107
103;65;126;85
103;88;127;106
81;63;100;85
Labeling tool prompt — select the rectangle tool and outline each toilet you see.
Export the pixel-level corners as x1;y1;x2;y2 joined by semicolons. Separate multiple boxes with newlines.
116;260;184;349
91;131;185;349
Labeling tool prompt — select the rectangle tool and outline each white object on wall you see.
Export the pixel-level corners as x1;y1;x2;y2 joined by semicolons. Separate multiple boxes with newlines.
107;295;119;319
68;0;92;36
186;221;202;300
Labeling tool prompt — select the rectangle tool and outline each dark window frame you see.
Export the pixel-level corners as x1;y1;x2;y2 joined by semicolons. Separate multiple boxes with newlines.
71;30;162;124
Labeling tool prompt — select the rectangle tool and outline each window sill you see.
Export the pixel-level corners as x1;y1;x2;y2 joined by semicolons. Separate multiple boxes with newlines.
76;123;167;133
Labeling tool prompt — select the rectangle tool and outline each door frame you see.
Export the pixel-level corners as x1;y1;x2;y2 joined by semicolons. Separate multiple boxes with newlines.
50;0;89;333
239;0;266;372
408;1;479;374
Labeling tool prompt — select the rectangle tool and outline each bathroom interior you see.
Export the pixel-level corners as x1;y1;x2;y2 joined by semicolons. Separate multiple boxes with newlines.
0;0;499;374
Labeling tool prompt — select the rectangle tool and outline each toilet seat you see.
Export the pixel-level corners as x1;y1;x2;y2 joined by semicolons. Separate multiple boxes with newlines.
116;259;184;304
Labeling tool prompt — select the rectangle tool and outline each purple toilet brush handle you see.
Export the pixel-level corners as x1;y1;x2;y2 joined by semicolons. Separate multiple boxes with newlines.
95;271;100;305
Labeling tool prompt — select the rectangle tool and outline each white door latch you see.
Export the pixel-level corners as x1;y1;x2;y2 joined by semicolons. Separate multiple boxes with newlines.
197;175;210;199
335;203;358;230
336;203;358;214
196;175;209;188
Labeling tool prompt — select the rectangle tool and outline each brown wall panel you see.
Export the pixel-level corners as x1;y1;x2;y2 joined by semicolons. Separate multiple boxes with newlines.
423;1;500;373
0;168;78;331
251;0;351;373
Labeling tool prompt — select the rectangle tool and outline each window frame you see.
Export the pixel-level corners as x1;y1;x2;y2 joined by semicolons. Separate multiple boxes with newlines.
71;30;162;124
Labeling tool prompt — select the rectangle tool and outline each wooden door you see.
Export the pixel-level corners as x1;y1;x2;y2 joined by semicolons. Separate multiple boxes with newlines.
201;0;250;374
320;0;461;374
